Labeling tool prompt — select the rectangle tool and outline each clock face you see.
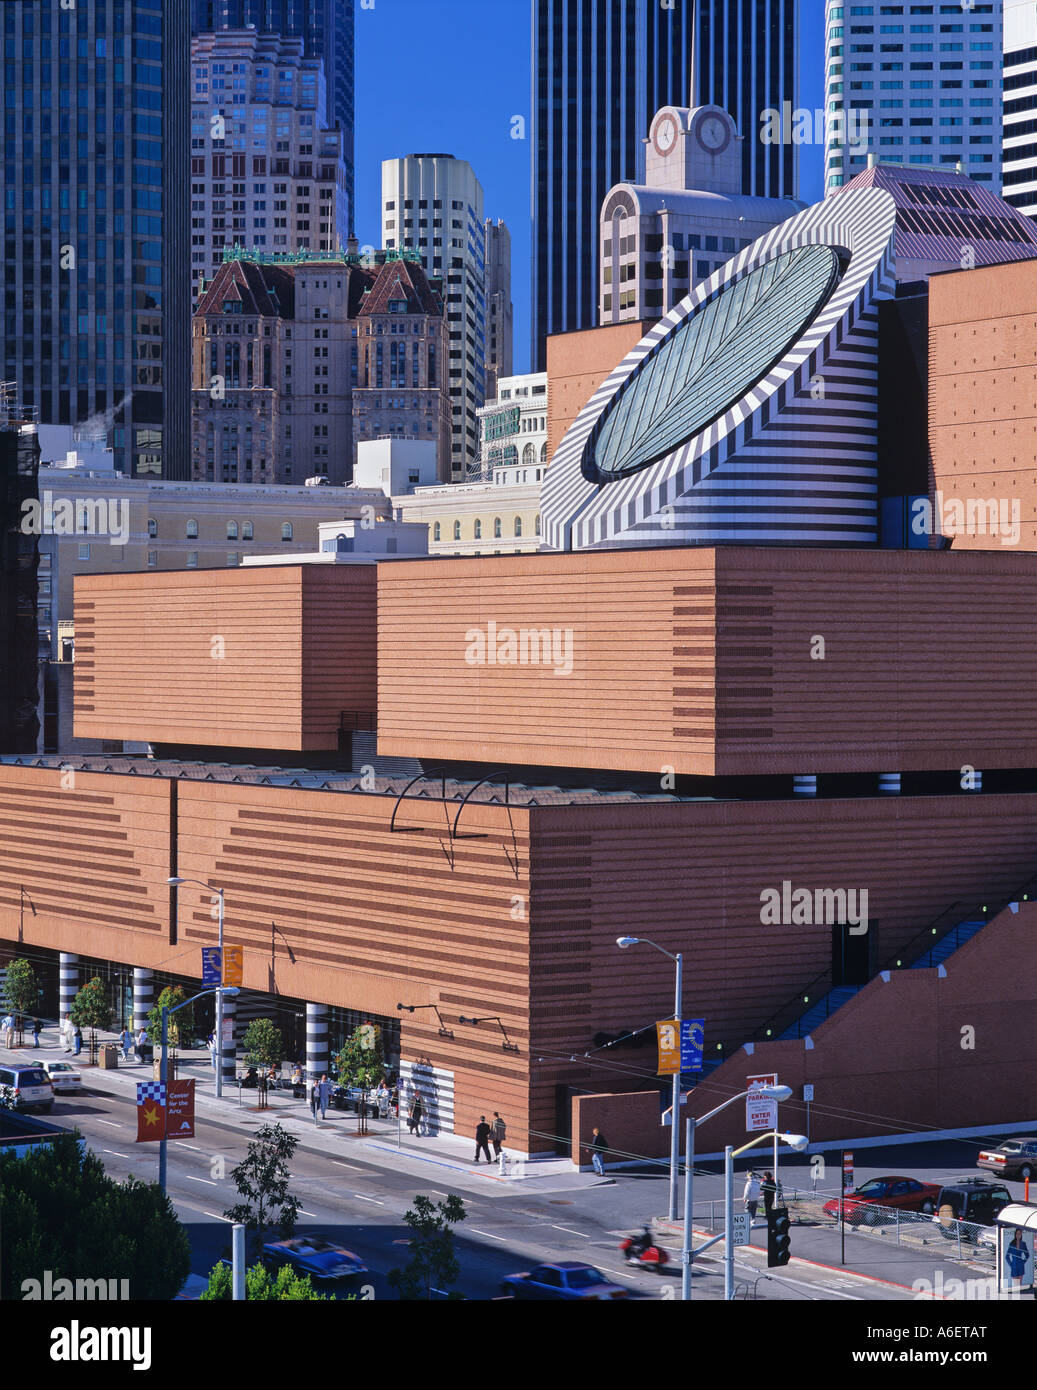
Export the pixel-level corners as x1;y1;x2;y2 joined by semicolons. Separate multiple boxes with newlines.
697;115;730;154
653;114;678;157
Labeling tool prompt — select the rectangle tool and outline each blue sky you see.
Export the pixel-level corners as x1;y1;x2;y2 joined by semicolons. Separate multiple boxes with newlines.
355;0;826;373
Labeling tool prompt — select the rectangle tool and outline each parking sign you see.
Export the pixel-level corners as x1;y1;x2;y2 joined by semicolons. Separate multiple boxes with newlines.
746;1072;778;1132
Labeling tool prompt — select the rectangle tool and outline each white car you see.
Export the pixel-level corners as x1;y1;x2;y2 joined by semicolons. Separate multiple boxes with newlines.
42;1060;82;1093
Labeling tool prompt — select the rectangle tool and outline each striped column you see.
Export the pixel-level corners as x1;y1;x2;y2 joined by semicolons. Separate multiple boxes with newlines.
306;1002;328;1081
220;991;237;1087
132;968;153;1034
878;773;901;795
59;953;79;1032
793;775;817;797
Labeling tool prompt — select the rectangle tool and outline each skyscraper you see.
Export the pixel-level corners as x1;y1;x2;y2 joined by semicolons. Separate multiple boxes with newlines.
191;0;355;228
1;0;191;479
531;0;798;369
1003;0;1037;216
824;0;1001;195
381;155;486;479
484;219;513;403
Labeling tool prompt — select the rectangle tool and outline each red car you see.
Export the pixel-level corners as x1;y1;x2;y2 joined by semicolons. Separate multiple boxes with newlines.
822;1175;941;1225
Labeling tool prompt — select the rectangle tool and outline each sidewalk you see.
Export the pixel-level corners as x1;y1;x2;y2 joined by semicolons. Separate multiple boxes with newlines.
1;1022;595;1198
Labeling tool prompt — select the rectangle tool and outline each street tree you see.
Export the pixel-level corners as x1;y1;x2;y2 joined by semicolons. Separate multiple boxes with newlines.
241;1017;284;1072
1;958;36;1044
146;986;196;1062
0;1132;191;1300
70;976;113;1065
387;1193;467;1300
333;1023;384;1089
223;1122;301;1255
200;1260;330;1300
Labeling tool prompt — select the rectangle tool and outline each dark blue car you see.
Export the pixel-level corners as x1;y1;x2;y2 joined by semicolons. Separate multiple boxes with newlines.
262;1235;368;1283
500;1262;628;1300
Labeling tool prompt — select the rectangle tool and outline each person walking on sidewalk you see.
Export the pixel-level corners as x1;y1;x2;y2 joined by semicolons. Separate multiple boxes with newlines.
760;1170;779;1214
61;1014;73;1053
743;1171;761;1219
119;1025;131;1061
32;1017;41;1048
73;1021;83;1057
407;1095;423;1136
491;1112;506;1159
310;1079;319;1119
589;1127;609;1177
135;1025;148;1064
317;1073;333;1120
474;1116;492;1164
3;1013;15;1048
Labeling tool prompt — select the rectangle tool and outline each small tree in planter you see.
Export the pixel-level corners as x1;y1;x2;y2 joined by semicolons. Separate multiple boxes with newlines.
242;1018;284;1108
70;977;113;1066
333;1023;385;1089
2;958;36;1046
146;987;195;1076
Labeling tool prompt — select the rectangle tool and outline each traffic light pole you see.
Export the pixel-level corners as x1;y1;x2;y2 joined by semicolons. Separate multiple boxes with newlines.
724;1128;808;1299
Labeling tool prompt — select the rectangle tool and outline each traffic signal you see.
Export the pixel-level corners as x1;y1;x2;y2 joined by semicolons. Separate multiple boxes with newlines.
767;1205;791;1268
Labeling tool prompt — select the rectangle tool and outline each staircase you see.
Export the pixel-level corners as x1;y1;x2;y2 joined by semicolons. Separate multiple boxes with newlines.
776;985;861;1040
907;918;986;969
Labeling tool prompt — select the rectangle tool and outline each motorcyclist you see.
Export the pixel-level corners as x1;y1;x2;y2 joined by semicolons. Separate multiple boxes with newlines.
630;1223;653;1259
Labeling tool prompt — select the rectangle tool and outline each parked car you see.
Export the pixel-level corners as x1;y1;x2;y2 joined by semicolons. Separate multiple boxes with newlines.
977;1138;1037;1181
41;1060;82;1094
822;1175;941;1224
500;1262;629;1300
0;1063;55;1113
932;1179;1012;1240
261;1235;368;1284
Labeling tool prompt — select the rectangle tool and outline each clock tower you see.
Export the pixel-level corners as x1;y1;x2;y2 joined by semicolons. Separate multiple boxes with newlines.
645;104;741;196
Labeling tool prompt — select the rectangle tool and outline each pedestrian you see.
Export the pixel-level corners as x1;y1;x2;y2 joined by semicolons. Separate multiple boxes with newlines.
62;1013;73;1053
310;1079;319;1119
407;1095;423;1136
207;1032;217;1074
589;1127;608;1177
317;1072;333;1120
474;1115;492;1164
2;1013;14;1048
491;1112;506;1159
32;1017;41;1048
761;1170;778;1214
743;1170;761;1219
119;1025;131;1061
136;1025;148;1064
73;1021;83;1056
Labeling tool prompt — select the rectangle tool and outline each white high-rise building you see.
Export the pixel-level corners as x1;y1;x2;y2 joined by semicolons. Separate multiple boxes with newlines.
599;104;804;326
1004;0;1037;216
190;29;350;286
381;155;486;480
824;0;1001;194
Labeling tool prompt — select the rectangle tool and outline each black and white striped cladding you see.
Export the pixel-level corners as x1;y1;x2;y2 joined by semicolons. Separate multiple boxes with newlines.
542;187;897;552
59;954;79;1029
133;968;154;1035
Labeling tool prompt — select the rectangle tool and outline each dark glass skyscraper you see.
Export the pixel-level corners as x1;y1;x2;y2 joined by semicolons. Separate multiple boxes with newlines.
531;0;798;369
190;0;355;228
2;0;190;478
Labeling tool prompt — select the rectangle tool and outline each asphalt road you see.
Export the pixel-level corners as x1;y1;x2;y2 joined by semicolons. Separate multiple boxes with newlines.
47;1084;1027;1302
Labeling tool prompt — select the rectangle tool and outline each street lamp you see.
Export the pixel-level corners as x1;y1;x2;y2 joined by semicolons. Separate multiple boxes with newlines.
724;1128;808;1300
158;985;239;1193
615;935;683;1221
167;876;226;1098
679;1083;791;1301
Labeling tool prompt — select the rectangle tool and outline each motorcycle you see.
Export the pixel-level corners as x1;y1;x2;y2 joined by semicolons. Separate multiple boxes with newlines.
619;1235;670;1270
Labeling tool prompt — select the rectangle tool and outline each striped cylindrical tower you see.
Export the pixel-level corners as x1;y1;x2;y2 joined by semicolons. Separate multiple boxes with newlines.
220;991;237;1087
793;775;817;797
878;773;901;795
133;968;154;1034
59;953;79;1030
306;1002;328;1081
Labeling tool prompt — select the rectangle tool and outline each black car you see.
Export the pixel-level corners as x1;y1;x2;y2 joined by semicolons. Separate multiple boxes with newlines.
978;1138;1037;1181
933;1178;1012;1239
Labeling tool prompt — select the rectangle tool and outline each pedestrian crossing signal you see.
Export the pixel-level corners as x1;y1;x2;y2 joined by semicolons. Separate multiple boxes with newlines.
767;1205;791;1268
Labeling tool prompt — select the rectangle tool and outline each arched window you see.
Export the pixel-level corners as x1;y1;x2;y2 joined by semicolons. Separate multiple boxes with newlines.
493;516;502;538
242;521;254;540
540;442;548;462
474;519;482;540
433;521;441;542
453;519;461;541
227;520;238;540
535;514;541;536
514;516;522;537
186;518;198;540
522;443;536;467
147;517;157;538
503;444;518;467
281;522;293;542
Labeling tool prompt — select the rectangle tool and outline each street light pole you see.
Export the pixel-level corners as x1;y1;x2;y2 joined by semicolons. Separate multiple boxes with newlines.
724;1128;809;1300
166;875;227;1099
681;1115;695;1300
157;985;239;1194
